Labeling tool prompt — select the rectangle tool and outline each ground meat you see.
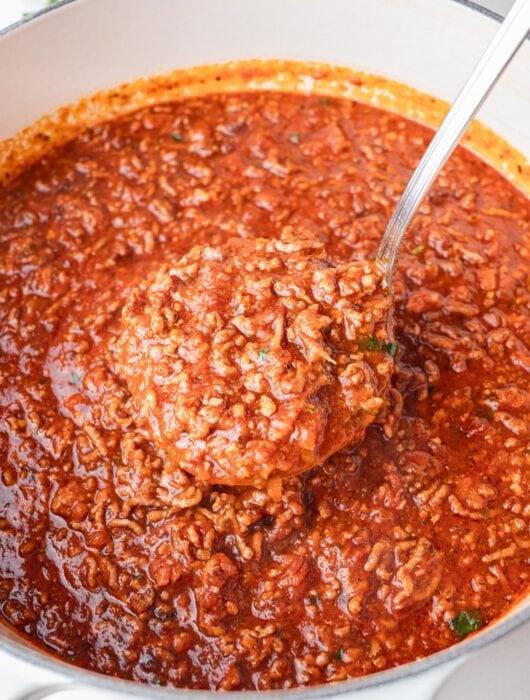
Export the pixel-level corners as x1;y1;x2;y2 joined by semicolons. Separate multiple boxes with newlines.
115;229;393;485
0;88;529;691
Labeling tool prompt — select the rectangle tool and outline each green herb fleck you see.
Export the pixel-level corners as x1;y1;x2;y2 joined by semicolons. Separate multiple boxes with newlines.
359;336;382;352
170;132;185;142
48;0;60;5
449;610;483;640
257;348;270;361
332;648;344;662
308;594;319;606
384;342;399;357
412;244;426;255
289;133;300;144
70;372;82;386
318;97;330;106
359;336;399;357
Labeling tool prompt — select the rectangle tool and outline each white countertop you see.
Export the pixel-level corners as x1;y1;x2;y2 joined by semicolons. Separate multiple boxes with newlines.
0;1;527;698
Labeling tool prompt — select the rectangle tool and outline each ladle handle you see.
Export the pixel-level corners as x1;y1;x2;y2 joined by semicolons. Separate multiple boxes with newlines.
376;0;530;283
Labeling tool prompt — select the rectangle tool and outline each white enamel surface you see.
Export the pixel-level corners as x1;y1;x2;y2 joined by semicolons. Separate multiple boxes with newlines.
0;1;529;699
0;0;529;157
0;647;462;700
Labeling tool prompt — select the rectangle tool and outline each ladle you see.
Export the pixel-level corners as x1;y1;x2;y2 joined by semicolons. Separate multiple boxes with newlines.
376;0;530;284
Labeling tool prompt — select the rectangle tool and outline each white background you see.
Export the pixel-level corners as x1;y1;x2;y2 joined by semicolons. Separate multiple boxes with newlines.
0;1;528;699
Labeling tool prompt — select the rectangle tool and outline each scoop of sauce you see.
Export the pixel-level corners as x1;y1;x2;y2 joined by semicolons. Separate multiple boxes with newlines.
115;227;395;485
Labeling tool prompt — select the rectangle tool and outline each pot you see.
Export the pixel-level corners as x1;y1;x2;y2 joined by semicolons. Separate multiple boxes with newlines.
0;1;529;698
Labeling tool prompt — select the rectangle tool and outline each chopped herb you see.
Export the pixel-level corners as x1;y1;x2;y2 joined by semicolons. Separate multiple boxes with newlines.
70;372;82;386
308;594;319;606
449;609;483;639
332;648;344;662
257;348;270;361
359;336;399;357
384;342;399;357
289;133;300;144
48;0;60;5
359;336;382;352
170;132;185;142
412;244;426;255
318;97;330;105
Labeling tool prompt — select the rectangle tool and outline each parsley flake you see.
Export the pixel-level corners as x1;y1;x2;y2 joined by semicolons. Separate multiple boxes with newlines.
412;244;426;255
257;348;270;361
359;336;399;357
332;648;344;662
449;610;483;639
70;372;82;386
359;336;382;352
384;341;399;358
170;132;185;142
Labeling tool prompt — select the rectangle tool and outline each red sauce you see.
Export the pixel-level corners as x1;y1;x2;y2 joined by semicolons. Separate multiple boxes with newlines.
0;90;529;690
116;231;393;486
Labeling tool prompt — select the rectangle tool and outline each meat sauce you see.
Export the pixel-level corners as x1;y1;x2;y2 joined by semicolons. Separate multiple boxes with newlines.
0;89;529;690
116;232;393;486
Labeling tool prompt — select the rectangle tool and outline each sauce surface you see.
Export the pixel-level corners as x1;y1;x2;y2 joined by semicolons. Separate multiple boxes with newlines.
116;231;393;486
0;90;529;690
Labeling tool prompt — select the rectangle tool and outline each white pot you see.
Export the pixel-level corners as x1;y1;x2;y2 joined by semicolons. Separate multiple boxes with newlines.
0;1;528;699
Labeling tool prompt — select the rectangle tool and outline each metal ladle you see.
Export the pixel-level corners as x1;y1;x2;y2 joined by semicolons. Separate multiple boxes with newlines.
376;0;530;284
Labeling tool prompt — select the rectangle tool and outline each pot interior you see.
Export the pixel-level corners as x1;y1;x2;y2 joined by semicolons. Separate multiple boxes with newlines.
0;0;529;697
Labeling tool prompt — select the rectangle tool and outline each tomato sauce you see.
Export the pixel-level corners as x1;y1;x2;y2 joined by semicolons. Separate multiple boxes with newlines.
0;89;529;690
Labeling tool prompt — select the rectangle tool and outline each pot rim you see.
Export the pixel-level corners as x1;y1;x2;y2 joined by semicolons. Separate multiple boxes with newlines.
3;0;527;41
0;0;529;696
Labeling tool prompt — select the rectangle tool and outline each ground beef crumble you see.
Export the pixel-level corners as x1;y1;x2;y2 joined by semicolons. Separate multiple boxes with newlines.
116;229;393;485
0;91;528;690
